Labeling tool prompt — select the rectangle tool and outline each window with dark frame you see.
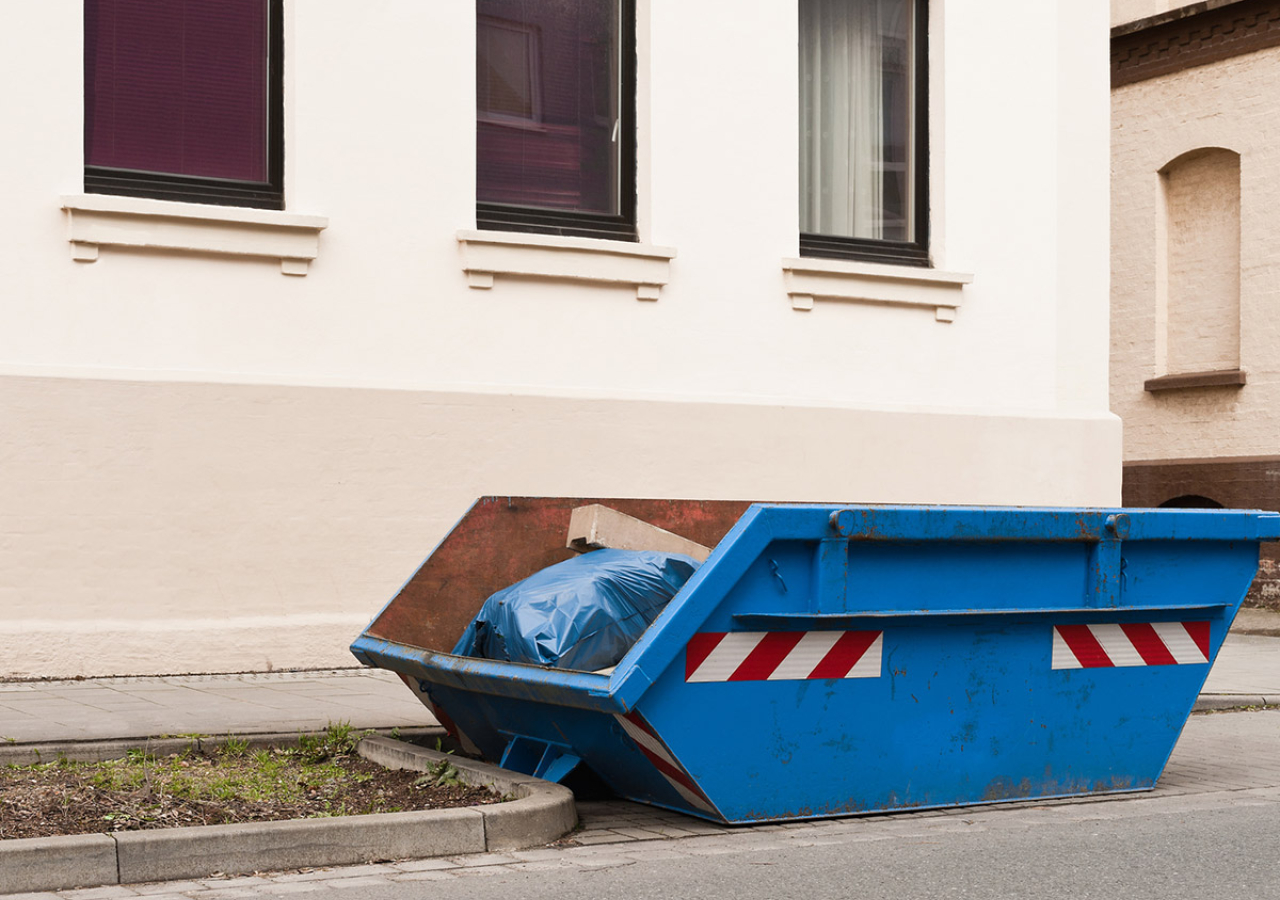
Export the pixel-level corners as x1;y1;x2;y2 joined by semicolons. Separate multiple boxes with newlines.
799;0;928;266
476;0;636;241
83;0;284;211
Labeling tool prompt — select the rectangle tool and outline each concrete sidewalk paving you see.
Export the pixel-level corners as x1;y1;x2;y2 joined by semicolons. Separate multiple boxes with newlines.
0;669;438;745
1201;633;1280;697
1;610;1278;747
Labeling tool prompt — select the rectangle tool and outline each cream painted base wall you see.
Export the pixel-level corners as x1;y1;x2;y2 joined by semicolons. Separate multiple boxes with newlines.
1;374;1120;678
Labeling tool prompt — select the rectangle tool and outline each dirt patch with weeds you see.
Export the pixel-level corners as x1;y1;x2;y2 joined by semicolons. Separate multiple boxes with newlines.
0;726;502;841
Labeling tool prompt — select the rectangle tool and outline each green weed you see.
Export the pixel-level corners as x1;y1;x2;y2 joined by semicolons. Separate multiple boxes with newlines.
292;721;368;764
416;757;461;789
220;735;251;758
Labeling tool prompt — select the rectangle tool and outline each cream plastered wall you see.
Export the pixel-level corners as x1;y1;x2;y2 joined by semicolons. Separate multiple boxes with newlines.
1113;0;1182;27
0;1;1117;677
1111;0;1229;28
1112;45;1280;462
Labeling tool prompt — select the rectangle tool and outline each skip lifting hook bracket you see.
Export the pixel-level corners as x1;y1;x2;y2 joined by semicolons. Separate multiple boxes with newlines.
1106;513;1131;540
829;509;856;538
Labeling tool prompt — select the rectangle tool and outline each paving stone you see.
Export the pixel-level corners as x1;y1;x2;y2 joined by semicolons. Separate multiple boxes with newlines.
617;848;692;862
508;849;571;862
249;884;325;895
387;872;455;883
322;877;394;890
444;853;520;868
130;883;210;895
58;884;140;899
389;859;460;872
504;861;574;872
569;832;632;845
677;824;736;835
566;857;638;870
269;866;395;884
203;878;269;889
447;868;510;878
609;828;666;841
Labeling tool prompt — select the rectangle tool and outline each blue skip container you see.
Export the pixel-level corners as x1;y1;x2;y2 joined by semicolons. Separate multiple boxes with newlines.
351;499;1280;823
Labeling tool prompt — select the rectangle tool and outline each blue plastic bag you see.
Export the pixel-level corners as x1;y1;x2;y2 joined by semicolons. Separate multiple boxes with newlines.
452;549;700;671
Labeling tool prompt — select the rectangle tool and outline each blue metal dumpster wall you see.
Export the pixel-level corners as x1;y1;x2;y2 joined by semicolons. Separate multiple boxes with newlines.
354;504;1280;823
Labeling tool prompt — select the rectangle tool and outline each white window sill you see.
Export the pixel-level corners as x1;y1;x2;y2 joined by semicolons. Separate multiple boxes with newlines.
782;257;973;322
457;229;676;300
61;194;329;276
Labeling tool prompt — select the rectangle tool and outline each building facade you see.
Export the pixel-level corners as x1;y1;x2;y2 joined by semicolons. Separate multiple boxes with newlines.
1111;0;1280;608
0;1;1116;678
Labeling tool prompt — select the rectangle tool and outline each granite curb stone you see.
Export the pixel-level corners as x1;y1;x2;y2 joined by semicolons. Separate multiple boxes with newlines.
0;835;118;895
111;809;486;885
1194;694;1278;711
356;736;579;852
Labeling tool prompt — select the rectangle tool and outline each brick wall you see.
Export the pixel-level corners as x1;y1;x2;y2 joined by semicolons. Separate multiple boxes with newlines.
1124;458;1280;609
1112;42;1280;463
1112;1;1280;84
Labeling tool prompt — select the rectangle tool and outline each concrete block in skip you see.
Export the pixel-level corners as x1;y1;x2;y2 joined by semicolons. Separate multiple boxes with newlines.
114;809;486;884
567;504;712;561
0;833;118;894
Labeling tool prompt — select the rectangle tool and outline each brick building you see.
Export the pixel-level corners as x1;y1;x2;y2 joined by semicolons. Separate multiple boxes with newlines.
1111;0;1280;608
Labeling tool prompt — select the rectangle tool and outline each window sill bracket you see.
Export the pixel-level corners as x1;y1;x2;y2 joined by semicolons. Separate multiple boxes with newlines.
782;257;973;322
61;194;328;275
458;230;676;300
1144;369;1247;393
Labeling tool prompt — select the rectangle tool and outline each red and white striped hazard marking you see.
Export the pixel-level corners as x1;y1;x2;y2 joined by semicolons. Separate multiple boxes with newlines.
613;710;718;816
1052;622;1210;669
685;630;883;682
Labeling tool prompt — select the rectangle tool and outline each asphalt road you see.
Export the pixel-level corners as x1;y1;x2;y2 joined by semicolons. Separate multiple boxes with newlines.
343;797;1280;900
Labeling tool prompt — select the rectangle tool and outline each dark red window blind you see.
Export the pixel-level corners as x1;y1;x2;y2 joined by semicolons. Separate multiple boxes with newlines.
85;0;269;184
477;0;630;230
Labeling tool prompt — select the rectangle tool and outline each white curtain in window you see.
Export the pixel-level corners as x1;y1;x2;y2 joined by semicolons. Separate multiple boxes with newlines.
800;0;901;241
